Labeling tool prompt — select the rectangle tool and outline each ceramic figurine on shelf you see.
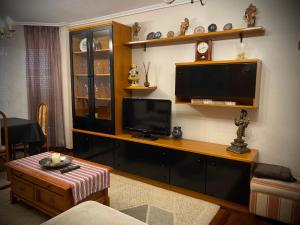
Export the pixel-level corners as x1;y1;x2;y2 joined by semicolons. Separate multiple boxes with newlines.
244;4;257;27
128;64;140;87
179;18;189;35
227;110;250;154
143;62;151;87
172;126;182;139
132;22;141;41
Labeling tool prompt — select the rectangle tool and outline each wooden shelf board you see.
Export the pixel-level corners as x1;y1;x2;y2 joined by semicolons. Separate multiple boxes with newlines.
190;103;257;109
73;128;258;163
125;26;265;48
95;73;110;77
95;97;111;100
73;51;87;54
95;49;110;53
124;86;157;90
176;58;260;66
75;96;88;99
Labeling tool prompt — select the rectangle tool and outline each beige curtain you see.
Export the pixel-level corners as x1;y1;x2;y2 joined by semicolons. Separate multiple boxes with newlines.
24;26;65;147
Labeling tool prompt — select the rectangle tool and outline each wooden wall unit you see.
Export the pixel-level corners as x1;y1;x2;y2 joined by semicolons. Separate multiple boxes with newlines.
69;21;131;134
72;129;257;207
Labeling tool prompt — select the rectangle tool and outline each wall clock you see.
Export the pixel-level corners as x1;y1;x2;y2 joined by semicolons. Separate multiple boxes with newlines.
195;40;212;61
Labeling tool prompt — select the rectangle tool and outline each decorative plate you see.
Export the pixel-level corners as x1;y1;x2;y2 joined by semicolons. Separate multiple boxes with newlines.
154;31;162;39
39;156;72;169
146;32;155;40
194;26;205;34
79;38;87;52
79;38;99;52
208;24;217;32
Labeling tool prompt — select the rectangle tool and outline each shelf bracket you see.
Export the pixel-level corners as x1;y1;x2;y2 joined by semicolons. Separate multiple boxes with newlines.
239;32;244;43
143;44;147;52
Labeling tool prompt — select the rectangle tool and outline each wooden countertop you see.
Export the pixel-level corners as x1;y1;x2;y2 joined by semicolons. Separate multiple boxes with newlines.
73;129;258;163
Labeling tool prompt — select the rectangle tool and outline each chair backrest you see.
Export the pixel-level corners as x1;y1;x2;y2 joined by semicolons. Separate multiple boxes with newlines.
0;111;9;162
36;103;48;137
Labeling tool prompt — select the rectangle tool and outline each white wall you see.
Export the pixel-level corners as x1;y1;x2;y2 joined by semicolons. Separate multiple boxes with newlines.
0;25;28;119
62;0;300;175
1;0;300;175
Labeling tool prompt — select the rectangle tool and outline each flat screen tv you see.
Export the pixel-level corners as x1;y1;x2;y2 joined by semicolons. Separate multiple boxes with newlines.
123;98;171;140
175;62;257;99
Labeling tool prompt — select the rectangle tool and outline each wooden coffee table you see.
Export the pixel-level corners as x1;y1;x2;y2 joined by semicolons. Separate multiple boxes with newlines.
6;156;112;217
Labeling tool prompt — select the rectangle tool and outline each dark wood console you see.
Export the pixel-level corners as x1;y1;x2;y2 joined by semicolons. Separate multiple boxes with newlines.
72;128;257;207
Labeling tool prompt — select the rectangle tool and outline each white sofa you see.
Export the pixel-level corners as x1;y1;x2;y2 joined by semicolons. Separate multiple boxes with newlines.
41;201;147;225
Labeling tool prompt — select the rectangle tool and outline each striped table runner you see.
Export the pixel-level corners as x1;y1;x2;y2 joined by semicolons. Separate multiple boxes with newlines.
10;152;110;204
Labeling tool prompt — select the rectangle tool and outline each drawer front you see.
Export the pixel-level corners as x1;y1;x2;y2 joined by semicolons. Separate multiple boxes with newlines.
36;188;68;211
11;178;35;201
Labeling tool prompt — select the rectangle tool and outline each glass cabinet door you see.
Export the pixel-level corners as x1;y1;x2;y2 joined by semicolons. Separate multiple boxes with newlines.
92;28;112;121
71;32;90;118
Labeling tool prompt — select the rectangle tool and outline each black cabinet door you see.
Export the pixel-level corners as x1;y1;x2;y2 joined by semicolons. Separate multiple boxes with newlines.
73;133;115;167
206;157;250;205
90;136;115;167
170;151;206;193
73;132;91;158
115;141;169;183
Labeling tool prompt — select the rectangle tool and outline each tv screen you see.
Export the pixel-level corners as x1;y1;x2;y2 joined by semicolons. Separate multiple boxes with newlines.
175;62;257;99
123;98;171;136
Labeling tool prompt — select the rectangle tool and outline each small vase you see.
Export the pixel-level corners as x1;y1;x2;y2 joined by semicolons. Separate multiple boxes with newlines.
172;126;182;139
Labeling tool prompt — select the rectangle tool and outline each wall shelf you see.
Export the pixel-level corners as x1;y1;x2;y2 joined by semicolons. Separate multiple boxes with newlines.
124;86;157;91
125;26;265;48
190;103;257;109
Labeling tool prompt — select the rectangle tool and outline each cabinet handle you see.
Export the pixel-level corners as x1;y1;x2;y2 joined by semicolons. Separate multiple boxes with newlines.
197;158;202;163
162;152;166;156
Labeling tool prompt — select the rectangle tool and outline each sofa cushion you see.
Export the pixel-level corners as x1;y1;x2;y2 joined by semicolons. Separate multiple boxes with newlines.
253;163;297;182
41;201;147;225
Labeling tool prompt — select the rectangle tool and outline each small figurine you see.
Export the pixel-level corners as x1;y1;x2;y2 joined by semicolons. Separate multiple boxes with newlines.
128;64;140;87
132;22;141;41
143;62;151;87
244;4;257;27
180;18;189;35
227;110;250;154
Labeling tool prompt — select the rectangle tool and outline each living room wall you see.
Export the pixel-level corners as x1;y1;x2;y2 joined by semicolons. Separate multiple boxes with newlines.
0;0;299;175
0;26;28;118
62;0;300;175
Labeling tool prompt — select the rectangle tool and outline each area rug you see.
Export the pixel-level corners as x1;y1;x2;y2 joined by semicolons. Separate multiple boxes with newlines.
121;205;174;225
109;173;220;225
0;173;219;225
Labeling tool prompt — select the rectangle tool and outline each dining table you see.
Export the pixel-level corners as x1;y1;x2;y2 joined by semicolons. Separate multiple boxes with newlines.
0;117;45;159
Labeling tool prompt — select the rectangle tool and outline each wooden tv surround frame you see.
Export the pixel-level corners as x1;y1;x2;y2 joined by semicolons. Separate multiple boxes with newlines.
6;157;112;217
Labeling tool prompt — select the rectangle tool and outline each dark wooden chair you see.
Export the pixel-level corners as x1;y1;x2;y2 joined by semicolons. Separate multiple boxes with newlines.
0;111;9;162
36;103;49;152
0;111;11;190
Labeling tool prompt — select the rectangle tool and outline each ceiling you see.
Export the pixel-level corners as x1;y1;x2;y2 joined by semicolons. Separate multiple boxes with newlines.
0;0;164;24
